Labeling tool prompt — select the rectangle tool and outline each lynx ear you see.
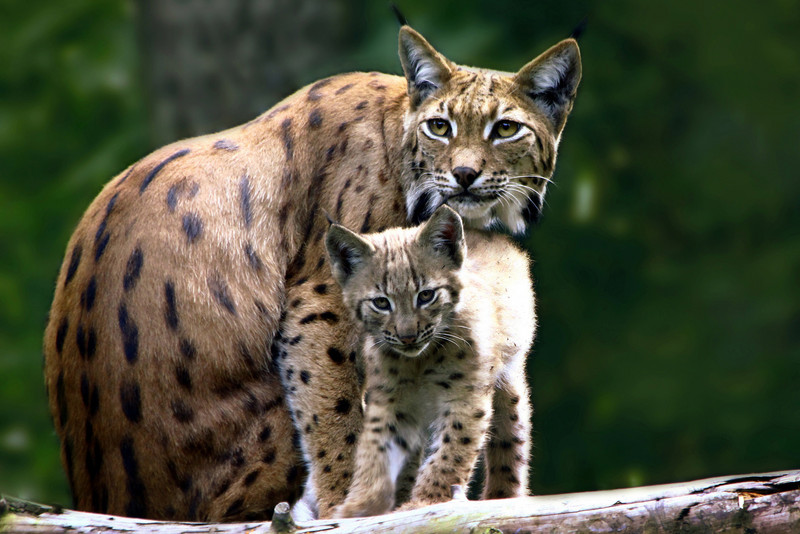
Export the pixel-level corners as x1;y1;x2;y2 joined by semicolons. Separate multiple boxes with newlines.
326;225;375;286
514;39;582;132
417;205;466;268
399;26;454;107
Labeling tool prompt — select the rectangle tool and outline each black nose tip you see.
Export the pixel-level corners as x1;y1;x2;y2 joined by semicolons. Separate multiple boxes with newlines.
452;167;479;189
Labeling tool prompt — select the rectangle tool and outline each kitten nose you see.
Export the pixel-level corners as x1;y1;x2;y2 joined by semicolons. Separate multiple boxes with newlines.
398;333;417;345
452;166;479;189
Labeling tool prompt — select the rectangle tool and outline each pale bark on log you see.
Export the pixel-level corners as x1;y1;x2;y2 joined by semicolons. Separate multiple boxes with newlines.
2;470;799;533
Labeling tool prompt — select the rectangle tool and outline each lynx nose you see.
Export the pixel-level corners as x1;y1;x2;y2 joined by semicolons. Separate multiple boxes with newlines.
398;333;417;345
452;166;479;189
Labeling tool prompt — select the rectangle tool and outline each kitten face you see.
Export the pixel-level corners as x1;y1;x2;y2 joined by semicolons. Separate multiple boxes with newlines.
326;206;465;357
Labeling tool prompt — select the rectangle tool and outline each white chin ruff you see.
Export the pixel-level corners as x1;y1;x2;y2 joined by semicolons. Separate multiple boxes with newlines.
446;197;493;218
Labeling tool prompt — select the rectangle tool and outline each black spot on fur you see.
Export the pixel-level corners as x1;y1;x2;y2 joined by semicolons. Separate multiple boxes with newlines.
64;245;82;286
288;335;302;345
299;313;317;324
313;283;327;294
139;149;190;194
175;364;192;391
244;242;263;271
345;432;356;445
239;175;253;228
319;311;339;322
164;280;179;330
56;317;69;354
171;399;194;423
120;435;147;517
117;303;139;363
182;213;204;243
436;381;451;389
335;83;354;95
259;425;272;442
207;273;237;315
309;109;323;128
214;139;238;151
180;338;196;360
307;78;332;101
327;347;345;364
120;380;142;423
300;370;311;384
262;449;276;464
334;398;352;414
281;118;294;160
94;231;110;262
449;372;464;381
123;248;143;292
243;468;261;487
86;327;97;359
84;277;97;311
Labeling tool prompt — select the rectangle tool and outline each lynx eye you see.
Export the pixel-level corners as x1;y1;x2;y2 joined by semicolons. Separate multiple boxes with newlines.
416;289;436;306
426;118;452;137
492;120;520;139
371;297;392;311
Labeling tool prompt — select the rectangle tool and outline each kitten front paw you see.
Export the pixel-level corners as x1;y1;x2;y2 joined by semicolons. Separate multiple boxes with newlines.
332;481;395;518
395;497;443;512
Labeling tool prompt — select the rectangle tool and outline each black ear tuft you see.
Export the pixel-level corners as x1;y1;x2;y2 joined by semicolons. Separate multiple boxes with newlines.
390;3;408;26
569;17;588;40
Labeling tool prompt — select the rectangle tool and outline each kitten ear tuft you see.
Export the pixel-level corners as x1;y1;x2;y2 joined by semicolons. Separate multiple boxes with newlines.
325;225;374;286
398;27;453;107
417;205;465;268
514;39;582;133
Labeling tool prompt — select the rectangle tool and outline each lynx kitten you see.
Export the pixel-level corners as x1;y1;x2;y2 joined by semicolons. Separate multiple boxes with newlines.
326;205;535;517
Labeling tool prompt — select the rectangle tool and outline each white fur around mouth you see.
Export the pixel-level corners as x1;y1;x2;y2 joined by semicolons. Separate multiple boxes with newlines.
446;194;496;218
390;341;430;357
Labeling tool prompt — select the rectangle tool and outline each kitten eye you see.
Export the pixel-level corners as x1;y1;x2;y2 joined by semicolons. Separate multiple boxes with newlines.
416;289;436;306
371;297;392;311
492;120;520;139
427;118;452;137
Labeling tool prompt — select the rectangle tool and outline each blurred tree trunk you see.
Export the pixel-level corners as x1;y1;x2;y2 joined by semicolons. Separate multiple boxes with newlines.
135;0;364;145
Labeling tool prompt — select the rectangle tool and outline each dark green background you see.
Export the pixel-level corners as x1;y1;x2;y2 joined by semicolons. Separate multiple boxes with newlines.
1;0;798;507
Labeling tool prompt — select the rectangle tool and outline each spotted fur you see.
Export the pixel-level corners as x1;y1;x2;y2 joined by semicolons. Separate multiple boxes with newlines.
43;25;580;521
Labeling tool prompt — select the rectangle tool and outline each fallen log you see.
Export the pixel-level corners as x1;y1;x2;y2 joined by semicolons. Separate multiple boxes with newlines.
2;469;798;533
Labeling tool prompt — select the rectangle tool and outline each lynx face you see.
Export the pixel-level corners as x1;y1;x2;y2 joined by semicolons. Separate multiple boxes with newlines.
325;208;465;358
399;31;581;234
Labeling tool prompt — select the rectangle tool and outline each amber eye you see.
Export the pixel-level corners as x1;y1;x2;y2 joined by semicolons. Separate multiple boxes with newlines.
427;118;452;137
372;297;392;311
492;120;520;139
417;289;435;306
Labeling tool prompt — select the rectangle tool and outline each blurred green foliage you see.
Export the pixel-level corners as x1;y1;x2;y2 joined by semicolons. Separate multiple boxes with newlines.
0;0;797;507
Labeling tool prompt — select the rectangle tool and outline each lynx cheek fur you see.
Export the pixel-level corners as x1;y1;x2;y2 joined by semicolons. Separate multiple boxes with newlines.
43;23;579;521
326;206;535;517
